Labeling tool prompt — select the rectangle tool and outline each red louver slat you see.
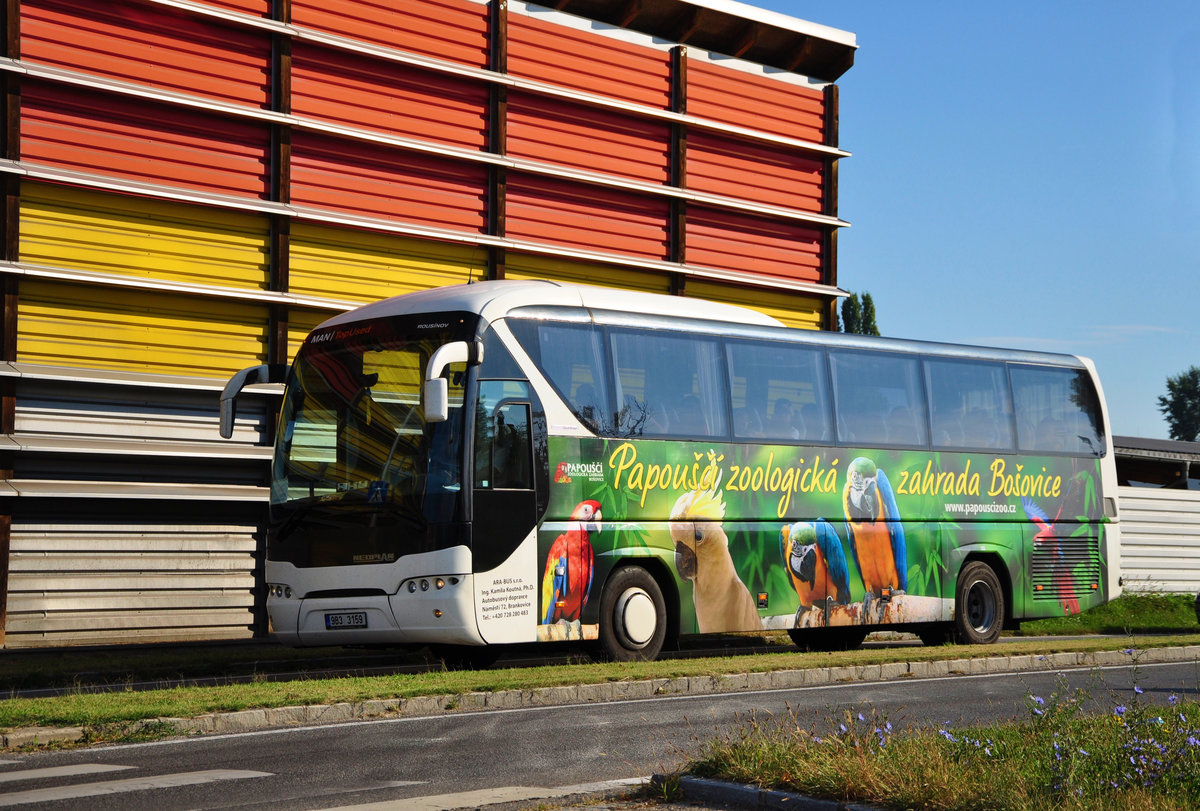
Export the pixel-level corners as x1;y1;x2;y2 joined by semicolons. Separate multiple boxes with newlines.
687;207;823;283
22;0;271;108
291;0;488;68
506;92;669;184
290;133;487;232
22;82;270;198
505;175;669;260
687;131;824;213
203;0;271;16
508;14;670;109
291;43;488;151
687;59;826;144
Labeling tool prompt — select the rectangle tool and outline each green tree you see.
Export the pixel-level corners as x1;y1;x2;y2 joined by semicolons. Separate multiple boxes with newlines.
1158;365;1200;441
841;294;862;335
860;292;880;336
840;291;880;335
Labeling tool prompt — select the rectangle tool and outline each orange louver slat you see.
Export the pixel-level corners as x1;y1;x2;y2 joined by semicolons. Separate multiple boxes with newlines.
22;0;271;108
290;132;487;232
203;0;271;15
291;0;489;68
292;43;489;151
505;175;669;260
23;81;270;199
687;131;824;213
686;206;823;283
687;59;825;144
508;14;670;109
507;92;670;184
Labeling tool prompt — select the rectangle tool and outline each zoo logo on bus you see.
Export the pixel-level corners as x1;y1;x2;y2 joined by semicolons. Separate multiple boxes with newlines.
554;460;605;484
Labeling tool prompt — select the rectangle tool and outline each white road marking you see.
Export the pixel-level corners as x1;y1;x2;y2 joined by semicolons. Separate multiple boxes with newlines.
318;777;645;811
0;764;134;784
0;769;271;806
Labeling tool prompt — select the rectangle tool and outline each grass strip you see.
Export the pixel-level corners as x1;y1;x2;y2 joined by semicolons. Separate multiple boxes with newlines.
2;633;1198;733
685;671;1200;809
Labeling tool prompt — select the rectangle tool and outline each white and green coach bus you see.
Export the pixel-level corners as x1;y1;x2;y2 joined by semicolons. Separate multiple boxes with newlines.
220;280;1120;664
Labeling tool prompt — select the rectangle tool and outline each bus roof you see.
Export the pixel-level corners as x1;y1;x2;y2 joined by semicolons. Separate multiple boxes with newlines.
313;280;1093;370
314;279;785;331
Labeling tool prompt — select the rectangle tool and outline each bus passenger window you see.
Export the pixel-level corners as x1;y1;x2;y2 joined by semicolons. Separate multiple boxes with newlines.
611;328;726;439
726;340;831;443
1011;365;1104;456
830;350;928;448
925;358;1014;451
508;320;611;434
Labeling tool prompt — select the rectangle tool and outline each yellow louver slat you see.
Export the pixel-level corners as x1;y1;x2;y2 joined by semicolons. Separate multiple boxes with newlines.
685;280;823;330
20;183;270;290
287;310;330;362
290;224;486;302
503;254;670;293
19;280;269;378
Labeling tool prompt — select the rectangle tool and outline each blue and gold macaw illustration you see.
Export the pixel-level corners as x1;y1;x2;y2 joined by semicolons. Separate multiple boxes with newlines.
842;456;907;618
780;519;851;625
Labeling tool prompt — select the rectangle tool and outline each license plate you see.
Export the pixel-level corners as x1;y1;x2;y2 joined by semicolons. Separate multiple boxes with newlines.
325;611;367;630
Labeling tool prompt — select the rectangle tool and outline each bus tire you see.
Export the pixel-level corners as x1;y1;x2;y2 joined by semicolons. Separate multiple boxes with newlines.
954;561;1004;645
597;566;667;662
787;627;867;652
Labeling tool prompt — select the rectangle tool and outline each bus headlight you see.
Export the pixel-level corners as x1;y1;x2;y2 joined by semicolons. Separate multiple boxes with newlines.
268;584;293;599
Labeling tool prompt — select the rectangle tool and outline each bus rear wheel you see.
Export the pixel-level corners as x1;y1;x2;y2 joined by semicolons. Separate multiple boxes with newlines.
954;561;1005;645
597;566;667;662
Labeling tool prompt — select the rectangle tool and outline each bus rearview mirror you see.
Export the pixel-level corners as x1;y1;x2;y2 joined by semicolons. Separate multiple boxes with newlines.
423;340;484;423
424;378;449;423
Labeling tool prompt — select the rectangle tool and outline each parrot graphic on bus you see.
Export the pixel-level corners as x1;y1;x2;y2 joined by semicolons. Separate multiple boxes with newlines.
540;499;602;624
1021;495;1081;616
843;456;907;620
780;519;851;624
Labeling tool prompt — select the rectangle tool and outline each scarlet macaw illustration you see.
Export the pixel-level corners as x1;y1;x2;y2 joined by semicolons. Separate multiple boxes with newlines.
1021;496;1081;615
780;520;852;620
842;456;907;617
540;499;601;624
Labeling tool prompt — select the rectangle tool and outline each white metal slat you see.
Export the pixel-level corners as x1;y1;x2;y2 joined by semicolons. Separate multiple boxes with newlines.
1117;486;1200;594
6;520;259;647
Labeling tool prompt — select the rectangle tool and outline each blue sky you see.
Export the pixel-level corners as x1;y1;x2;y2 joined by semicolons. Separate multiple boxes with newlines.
757;1;1200;439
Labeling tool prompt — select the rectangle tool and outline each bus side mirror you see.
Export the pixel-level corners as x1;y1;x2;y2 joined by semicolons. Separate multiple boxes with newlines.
220;364;288;438
423;340;484;423
424;378;449;423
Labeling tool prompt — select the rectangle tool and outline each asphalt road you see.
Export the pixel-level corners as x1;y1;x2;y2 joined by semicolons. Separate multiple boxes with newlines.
0;657;1197;809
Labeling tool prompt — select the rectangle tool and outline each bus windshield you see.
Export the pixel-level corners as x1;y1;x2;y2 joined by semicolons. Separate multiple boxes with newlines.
270;315;471;566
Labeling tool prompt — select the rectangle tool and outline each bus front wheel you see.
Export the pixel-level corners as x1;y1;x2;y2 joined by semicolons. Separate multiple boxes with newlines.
954;561;1005;645
597;567;667;662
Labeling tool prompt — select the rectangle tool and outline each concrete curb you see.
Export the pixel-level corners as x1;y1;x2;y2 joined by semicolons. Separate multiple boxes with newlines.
4;643;1198;750
671;775;884;811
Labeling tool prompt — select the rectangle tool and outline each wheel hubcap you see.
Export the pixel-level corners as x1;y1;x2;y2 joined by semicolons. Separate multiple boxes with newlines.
966;581;996;631
616;587;655;646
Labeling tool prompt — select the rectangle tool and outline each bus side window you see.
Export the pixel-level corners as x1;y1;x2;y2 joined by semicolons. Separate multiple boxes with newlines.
1011;365;1104;456
726;339;830;443
492;403;532;489
830;350;928;447
925;358;1014;451
475;381;534;489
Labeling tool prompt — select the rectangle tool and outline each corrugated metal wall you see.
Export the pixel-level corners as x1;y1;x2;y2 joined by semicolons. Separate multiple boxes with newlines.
0;0;851;647
1117;486;1200;595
